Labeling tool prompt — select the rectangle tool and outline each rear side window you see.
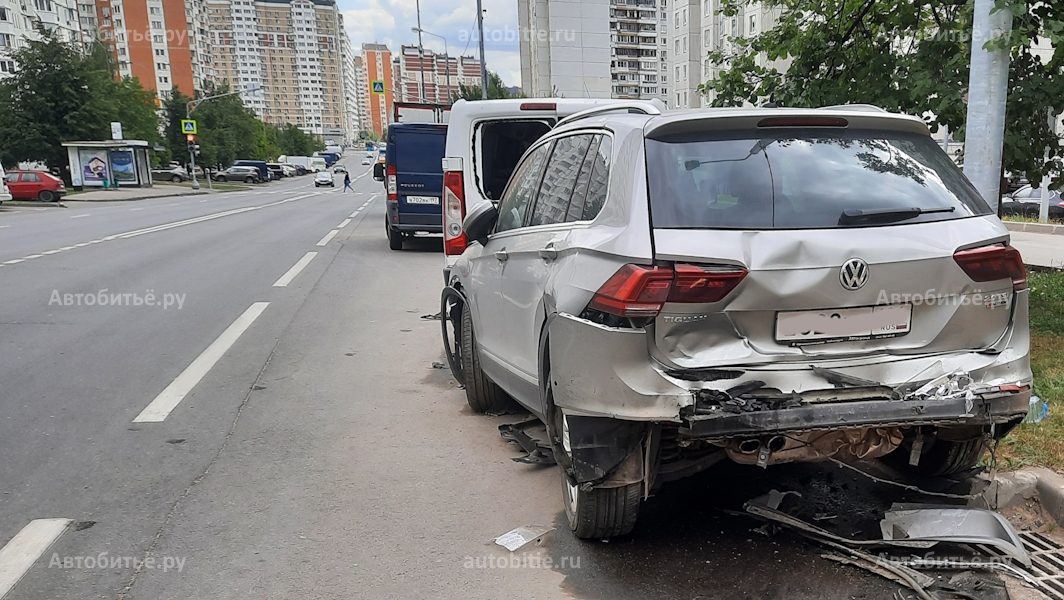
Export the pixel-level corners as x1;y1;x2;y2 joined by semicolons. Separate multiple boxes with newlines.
529;134;595;226
4;173;15;183
579;135;612;222
22;173;40;182
496;142;551;233
645;129;992;229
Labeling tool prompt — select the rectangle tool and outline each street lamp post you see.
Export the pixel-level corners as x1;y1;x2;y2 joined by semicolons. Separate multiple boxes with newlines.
412;27;450;105
415;0;427;103
185;86;261;190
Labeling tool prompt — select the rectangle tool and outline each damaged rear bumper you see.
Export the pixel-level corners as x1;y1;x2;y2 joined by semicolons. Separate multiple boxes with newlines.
548;312;1032;437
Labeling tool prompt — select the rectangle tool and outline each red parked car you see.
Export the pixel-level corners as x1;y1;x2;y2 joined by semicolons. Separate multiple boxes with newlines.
4;170;66;202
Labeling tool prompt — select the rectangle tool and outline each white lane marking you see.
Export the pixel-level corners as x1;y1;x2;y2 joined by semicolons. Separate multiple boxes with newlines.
133;302;270;423
272;252;317;287
41;249;62;255
22;254;41;260
316;230;339;246
3;259;24;265
199;199;209;202
349;211;359;218
0;519;73;599
58;246;76;251
337;218;351;228
70;214;89;219
0;225;9;229
129;207;145;212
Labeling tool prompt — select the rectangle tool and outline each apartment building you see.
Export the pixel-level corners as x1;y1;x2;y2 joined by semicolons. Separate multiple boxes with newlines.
352;53;370;133
609;0;664;100
0;0;83;78
394;44;482;104
518;0;611;98
361;42;392;136
205;0;350;139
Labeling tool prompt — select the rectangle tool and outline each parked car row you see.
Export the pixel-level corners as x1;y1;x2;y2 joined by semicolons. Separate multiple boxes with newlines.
1000;184;1064;220
425;99;1034;541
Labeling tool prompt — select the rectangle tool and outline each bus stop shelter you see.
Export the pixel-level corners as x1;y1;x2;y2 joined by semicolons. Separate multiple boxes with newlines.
62;141;154;189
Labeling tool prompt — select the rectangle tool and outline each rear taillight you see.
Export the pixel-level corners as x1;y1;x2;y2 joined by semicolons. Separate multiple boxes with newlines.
954;244;1027;291
443;170;467;255
587;263;748;318
386;164;397;201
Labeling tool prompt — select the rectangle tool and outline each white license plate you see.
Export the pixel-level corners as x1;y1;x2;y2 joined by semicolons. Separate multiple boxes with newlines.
775;304;912;345
405;196;439;205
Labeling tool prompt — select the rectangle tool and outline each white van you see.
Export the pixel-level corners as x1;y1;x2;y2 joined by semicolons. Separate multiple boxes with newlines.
440;98;663;281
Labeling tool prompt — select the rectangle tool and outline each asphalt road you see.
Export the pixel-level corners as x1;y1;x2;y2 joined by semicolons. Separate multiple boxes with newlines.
0;158;949;599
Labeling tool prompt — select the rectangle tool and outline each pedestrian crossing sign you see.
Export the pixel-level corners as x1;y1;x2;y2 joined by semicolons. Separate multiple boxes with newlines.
372;80;385;94
181;120;197;134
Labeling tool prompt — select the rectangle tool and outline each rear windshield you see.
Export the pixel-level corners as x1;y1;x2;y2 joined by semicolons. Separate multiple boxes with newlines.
645;129;992;229
395;131;445;174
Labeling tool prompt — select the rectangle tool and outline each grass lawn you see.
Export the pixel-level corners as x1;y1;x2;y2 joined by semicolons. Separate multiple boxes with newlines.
998;270;1064;471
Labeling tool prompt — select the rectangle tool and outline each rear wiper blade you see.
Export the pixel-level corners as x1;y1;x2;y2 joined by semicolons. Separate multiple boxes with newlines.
839;206;955;225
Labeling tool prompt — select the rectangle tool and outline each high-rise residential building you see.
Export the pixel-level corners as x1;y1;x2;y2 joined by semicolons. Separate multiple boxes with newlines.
0;0;85;79
352;54;370;133
609;0;664;99
338;28;358;142
518;0;667;101
361;42;393;136
518;0;611;98
85;0;199;101
205;0;351;139
394;44;482;104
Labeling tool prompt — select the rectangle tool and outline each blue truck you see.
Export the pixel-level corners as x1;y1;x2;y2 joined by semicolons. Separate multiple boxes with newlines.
314;152;340;167
382;123;448;251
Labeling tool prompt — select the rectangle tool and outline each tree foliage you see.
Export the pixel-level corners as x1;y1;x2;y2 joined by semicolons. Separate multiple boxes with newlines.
452;71;521;102
702;0;1064;187
0;27;159;176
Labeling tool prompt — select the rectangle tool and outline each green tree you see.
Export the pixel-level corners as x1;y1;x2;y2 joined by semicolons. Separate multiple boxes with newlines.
702;0;1064;187
163;88;194;165
0;26;160;177
452;71;521;102
271;123;324;157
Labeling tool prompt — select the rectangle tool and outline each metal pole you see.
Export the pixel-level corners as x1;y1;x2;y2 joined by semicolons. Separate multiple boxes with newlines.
186;101;200;190
415;0;427;103
476;0;488;100
941;124;949;154
1040;110;1055;223
962;0;1013;212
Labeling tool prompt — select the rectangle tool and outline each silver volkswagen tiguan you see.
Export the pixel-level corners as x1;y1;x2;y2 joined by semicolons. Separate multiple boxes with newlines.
444;103;1031;540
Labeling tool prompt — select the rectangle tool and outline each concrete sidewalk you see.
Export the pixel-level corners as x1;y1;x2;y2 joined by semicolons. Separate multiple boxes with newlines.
1006;222;1064;269
64;185;209;202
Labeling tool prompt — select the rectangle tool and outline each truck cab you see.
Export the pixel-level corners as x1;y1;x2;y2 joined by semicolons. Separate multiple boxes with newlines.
384;123;448;251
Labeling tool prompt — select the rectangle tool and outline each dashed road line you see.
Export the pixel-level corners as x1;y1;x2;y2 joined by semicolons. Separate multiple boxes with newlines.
70;214;89;219
133;302;270;423
272;252;317;287
316;230;339;246
0;519;73;599
338;218;351;228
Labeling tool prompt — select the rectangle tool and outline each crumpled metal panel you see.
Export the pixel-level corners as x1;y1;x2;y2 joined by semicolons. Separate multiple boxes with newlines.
881;503;1032;567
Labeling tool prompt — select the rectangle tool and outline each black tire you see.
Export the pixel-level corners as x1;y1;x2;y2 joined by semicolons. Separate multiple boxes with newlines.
217;176;227;182
459;303;505;412
171;175;182;183
38;190;54;202
245;177;254;184
387;224;404;250
913;437;989;476
887;433;989;477
546;384;642;538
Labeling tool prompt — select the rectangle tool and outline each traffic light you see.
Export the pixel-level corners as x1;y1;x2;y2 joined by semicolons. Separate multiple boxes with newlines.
192;144;201;156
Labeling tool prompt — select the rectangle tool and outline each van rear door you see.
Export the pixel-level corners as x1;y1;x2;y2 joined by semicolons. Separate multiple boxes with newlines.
393;125;447;232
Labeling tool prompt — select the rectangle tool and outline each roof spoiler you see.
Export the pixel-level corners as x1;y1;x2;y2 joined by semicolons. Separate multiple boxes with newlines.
555;99;667;128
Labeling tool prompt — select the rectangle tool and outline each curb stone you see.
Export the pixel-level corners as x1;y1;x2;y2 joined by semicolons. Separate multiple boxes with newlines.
978;468;1064;527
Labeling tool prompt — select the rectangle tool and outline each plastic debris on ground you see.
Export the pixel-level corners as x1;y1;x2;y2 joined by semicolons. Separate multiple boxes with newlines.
494;525;555;552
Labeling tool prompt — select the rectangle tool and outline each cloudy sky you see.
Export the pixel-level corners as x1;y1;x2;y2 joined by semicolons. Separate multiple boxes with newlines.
338;0;523;88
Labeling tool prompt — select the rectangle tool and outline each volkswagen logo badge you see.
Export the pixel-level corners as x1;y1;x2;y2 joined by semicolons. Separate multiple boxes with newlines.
840;258;869;291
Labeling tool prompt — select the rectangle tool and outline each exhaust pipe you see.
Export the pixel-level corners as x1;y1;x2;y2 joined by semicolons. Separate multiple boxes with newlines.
737;439;761;454
766;436;786;453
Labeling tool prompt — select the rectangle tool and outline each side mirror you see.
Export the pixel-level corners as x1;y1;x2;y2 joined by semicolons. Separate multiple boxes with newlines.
373;163;385;181
463;201;499;246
